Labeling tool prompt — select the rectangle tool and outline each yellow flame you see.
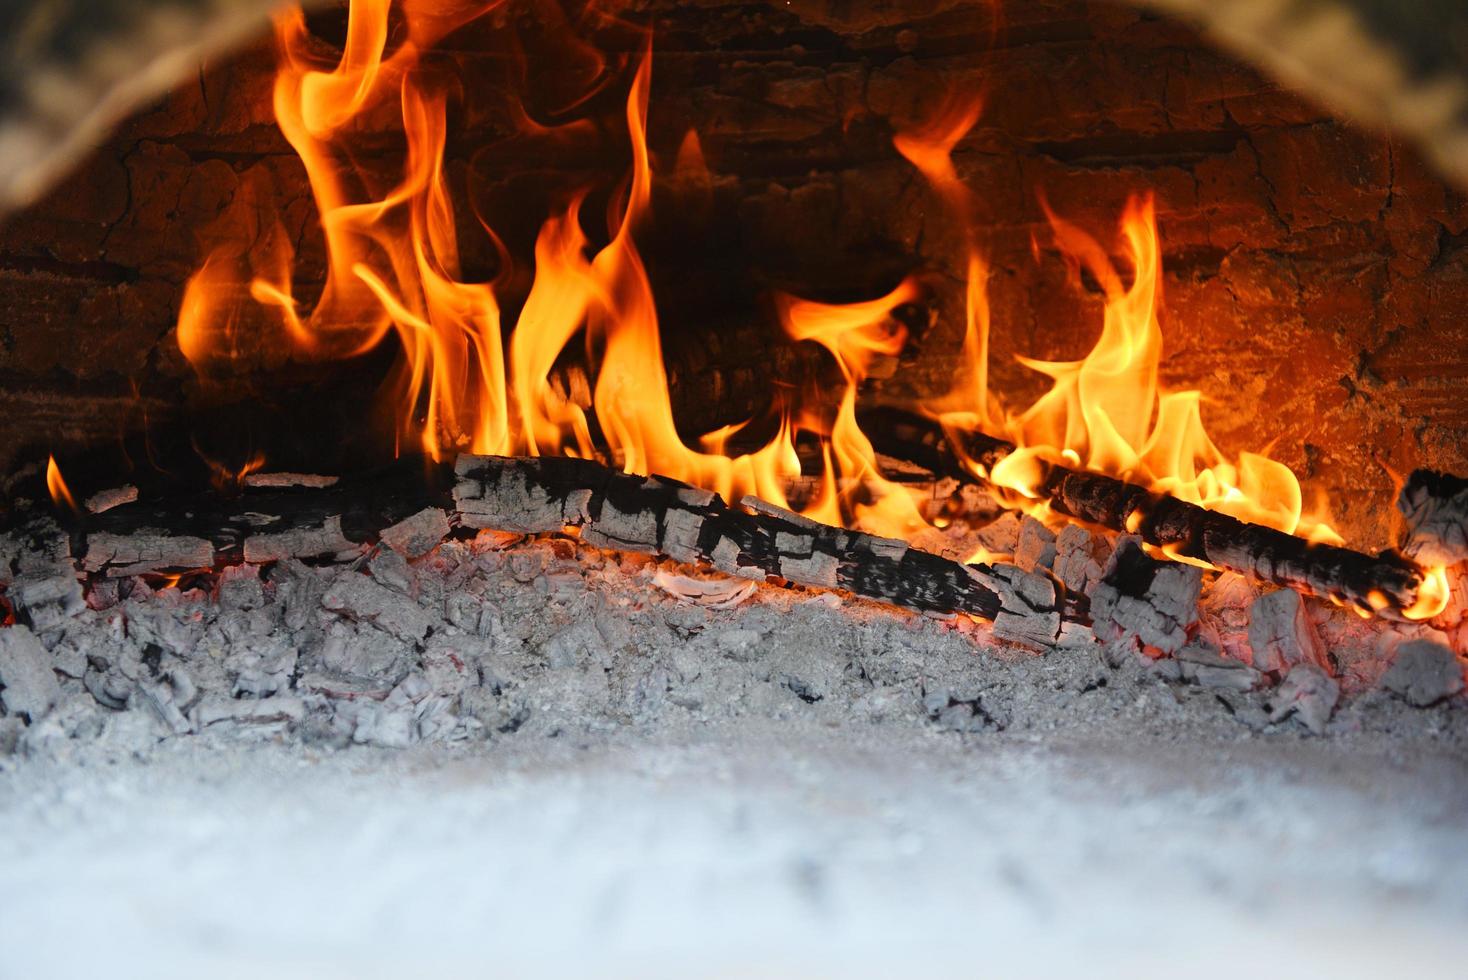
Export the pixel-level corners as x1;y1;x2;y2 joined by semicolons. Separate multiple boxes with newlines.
894;92;996;433
775;279;930;537
924;188;1340;543
171;6;1352;573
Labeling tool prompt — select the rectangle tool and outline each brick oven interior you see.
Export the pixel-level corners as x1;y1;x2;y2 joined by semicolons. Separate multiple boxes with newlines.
0;1;1466;975
4;0;1467;542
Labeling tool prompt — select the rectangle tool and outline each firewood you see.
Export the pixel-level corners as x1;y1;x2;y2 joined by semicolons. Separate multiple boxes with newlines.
58;452;1073;625
860;407;1430;618
242;517;357;564
84;485;138;514
84;531;215;576
243;473;341;490
77;459;449;570
452;454;1013;622
1089;536;1203;658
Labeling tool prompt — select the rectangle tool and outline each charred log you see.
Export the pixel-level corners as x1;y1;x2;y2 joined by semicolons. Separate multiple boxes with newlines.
860;407;1428;617
453;454;1011;622
54;452;1039;623
77;459;452;573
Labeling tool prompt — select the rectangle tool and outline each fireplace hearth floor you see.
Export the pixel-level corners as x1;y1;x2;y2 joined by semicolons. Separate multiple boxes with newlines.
1;728;1465;977
2;521;1466;976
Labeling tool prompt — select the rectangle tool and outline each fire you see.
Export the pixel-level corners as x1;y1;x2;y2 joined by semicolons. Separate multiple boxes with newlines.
174;3;1347;564
894;92;996;432
930;192;1338;543
1403;565;1452;622
889;93;1344;554
46;455;77;514
199;448;268;493
175;2;918;534
775;279;929;537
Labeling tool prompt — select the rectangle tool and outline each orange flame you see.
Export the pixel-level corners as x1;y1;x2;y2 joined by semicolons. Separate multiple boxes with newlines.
775;280;929;537
894;92;996;432
200;449;268;493
179;9;816;511
1403;565;1452;621
46;455;77;514
927;189;1338;543
173;6;1351;581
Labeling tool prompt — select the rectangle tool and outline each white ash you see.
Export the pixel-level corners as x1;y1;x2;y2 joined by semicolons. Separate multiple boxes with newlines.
1248;588;1329;674
1013;516;1057;573
83;484;138;513
652;569;757;608
1397;473;1468;566
380;506;451;559
321;570;434;643
981;562;1063;653
1269;663;1340;736
1198;572;1258;665
0;508;1464;758
974;511;1022;556
9;569;85;632
1380;640;1466;707
1052;523;1110;597
4;517;84;630
1175;636;1264;692
0;627;62;721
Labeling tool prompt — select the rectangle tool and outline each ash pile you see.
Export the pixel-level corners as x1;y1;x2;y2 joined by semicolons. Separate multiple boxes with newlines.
0;468;1465;761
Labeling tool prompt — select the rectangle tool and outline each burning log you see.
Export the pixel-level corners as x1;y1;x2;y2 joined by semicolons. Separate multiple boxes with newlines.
860;407;1430;618
54;453;1063;626
453;454;1011;623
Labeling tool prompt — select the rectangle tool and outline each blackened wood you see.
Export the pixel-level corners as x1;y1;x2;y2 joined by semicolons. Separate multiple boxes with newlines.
77;457;453;572
70;447;1032;622
453;454;1007;621
860;407;1428;617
